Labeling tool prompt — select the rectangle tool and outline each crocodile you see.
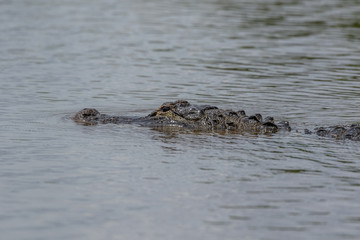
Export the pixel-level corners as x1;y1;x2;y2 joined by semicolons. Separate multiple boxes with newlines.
73;100;360;141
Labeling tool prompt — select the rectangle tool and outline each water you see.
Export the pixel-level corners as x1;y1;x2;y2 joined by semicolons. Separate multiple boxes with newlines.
1;0;360;239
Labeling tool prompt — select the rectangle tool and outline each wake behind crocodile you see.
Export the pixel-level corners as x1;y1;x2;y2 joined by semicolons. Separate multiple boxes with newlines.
74;100;360;141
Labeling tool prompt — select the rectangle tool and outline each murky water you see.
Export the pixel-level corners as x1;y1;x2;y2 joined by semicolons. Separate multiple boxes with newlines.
1;0;360;239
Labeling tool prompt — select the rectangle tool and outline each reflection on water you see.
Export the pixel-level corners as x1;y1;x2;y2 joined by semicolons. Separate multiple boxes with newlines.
1;0;360;239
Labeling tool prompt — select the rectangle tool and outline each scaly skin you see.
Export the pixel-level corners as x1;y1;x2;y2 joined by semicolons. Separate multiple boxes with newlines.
73;100;359;140
147;100;289;134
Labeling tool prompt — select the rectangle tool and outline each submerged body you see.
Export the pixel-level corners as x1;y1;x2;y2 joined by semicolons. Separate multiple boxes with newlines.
74;100;360;141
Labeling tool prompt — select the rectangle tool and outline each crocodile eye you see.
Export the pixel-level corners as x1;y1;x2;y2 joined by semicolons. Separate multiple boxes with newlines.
161;106;171;112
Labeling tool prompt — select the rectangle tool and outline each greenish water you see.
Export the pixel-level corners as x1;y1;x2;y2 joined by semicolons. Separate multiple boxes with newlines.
1;0;360;239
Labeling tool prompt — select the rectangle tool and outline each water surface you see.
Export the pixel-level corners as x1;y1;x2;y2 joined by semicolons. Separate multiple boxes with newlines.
1;0;360;239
